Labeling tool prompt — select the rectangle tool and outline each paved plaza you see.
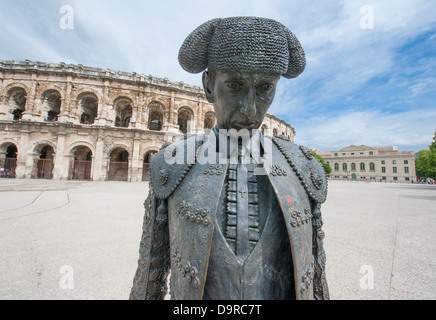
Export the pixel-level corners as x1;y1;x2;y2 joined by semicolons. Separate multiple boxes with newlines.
0;178;435;300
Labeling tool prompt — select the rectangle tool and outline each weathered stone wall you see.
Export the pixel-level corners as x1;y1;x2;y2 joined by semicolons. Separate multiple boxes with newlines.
0;60;295;182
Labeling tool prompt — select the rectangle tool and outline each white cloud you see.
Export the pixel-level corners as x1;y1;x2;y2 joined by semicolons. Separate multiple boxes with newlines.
295;108;436;152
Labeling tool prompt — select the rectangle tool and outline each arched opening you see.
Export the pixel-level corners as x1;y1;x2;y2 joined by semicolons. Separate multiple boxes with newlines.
42;90;61;122
142;150;157;181
108;148;129;181
177;108;193;134
148;102;164;131
78;92;98;125
33;144;55;179
261;124;269;136
70;146;93;180
273;128;278;136
203;112;216;133
114;97;133;128
1;143;18;178
6;87;27;121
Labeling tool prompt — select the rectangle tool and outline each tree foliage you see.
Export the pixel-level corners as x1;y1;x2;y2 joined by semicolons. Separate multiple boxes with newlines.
415;132;436;179
312;151;332;175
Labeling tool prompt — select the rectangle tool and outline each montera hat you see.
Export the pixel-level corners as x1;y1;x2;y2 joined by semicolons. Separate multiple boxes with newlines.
178;16;306;79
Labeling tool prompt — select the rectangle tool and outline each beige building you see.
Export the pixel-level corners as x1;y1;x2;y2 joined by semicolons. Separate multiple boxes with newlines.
0;60;295;182
317;145;417;183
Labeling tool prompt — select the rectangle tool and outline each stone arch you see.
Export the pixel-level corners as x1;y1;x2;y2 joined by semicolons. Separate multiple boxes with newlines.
0;141;19;178
107;146;130;181
32;140;57;155
32;141;57;179
69;144;94;181
142;147;159;181
104;143;132;160
72;87;102;102
147;101;165;131
40;89;62;122
177;106;194;134
261;124;269;136
76;92;99;125
203;111;216;131
3;86;28;120
113;96;133;128
0;138;20;154
1;83;30;99
65;141;96;158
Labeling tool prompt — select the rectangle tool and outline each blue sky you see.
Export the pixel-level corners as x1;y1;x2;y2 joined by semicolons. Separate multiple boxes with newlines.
0;0;435;152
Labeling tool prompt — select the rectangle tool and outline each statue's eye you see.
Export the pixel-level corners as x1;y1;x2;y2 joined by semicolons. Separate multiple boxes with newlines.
258;83;274;93
227;82;243;90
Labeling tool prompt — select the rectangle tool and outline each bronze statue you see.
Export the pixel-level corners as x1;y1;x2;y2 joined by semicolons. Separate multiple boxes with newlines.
130;16;329;300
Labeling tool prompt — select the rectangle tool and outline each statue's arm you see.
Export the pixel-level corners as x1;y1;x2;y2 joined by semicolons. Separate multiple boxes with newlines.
130;189;170;300
312;202;330;300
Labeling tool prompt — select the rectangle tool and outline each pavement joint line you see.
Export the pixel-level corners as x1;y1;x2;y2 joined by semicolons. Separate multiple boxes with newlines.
0;191;71;222
0;191;44;214
388;192;402;300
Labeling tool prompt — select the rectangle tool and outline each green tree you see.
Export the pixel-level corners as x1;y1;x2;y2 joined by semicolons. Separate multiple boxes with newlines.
429;132;436;152
415;132;436;179
312;151;332;175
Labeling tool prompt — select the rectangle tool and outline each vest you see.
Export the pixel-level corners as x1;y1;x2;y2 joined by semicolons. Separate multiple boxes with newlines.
203;178;295;299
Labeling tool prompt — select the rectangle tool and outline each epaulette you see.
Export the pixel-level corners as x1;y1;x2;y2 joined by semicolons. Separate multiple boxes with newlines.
272;136;328;204
150;134;205;199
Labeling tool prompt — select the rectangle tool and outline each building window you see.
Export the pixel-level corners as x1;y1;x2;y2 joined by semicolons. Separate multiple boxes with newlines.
342;153;346;155
393;177;398;181
405;167;409;174
405;177;410;181
382;167;386;173
351;153;355;155
360;163;366;172
369;151;374;155
381;160;385;165
343;163;347;172
382;177;387;180
334;163;339;172
370;163;375;172
393;167;397;173
351;163;356;172
393;160;397;165
404;160;409;164
334;153;338;156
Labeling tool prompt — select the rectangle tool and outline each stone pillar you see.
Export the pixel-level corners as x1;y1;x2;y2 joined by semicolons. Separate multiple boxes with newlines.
97;82;109;126
16;125;31;178
53;132;68;180
59;79;72;123
130;132;142;182
21;77;38;121
92;130;106;181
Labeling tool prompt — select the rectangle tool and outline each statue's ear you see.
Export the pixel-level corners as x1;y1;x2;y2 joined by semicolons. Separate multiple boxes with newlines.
282;26;306;79
178;18;221;74
202;71;215;103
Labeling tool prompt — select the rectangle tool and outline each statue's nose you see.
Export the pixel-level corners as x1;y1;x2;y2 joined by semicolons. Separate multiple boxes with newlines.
239;88;256;118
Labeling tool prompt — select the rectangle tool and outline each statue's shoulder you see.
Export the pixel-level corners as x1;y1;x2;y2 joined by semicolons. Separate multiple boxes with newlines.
149;134;204;200
272;136;328;204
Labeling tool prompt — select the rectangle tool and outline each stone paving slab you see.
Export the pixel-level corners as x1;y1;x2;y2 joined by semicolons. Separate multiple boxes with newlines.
0;179;435;300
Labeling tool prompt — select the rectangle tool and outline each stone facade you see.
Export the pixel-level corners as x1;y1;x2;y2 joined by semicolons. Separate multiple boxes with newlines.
317;145;417;183
0;60;295;182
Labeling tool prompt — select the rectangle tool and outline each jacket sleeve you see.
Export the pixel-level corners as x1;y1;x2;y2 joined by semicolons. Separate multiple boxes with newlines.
129;188;170;300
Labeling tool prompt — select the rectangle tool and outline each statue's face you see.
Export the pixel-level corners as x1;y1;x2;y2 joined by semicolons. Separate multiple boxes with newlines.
203;69;280;131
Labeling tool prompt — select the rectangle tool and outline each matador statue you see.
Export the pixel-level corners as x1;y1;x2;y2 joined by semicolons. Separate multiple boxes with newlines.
130;16;329;300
